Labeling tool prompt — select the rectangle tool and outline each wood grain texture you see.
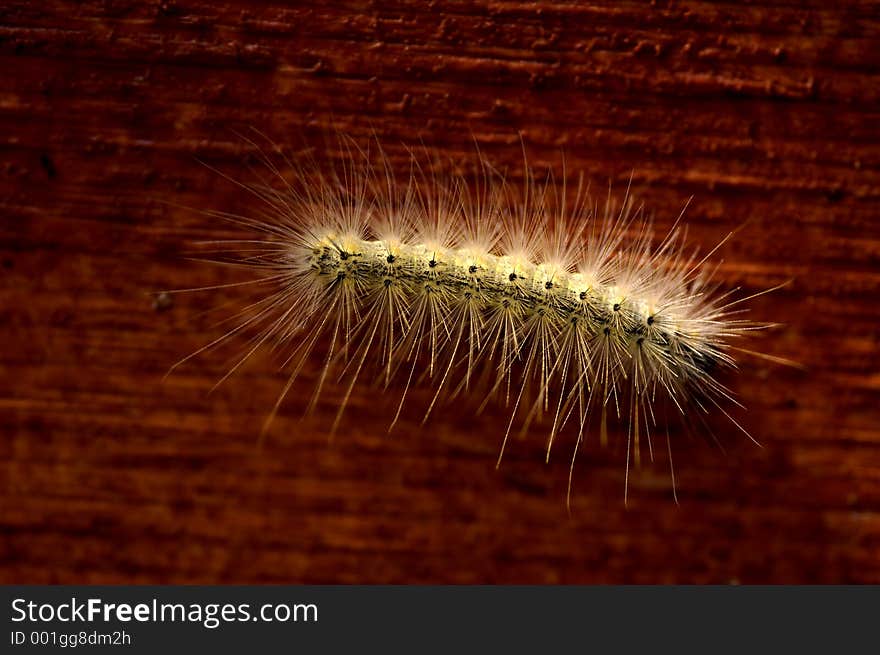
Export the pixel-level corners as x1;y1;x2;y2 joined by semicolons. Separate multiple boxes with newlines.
1;0;878;583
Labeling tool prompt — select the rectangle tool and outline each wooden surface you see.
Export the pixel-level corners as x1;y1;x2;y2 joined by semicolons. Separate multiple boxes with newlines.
1;1;879;583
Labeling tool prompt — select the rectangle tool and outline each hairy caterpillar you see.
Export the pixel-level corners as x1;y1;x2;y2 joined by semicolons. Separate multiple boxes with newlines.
170;133;781;504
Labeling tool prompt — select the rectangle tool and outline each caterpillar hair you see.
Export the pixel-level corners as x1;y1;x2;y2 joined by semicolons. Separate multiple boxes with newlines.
167;132;783;504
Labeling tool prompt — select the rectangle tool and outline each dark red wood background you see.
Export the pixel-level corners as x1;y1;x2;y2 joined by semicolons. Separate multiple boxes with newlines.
1;1;879;583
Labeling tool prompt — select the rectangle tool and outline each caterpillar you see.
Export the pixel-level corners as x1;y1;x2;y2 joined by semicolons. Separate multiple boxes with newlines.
170;133;781;504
